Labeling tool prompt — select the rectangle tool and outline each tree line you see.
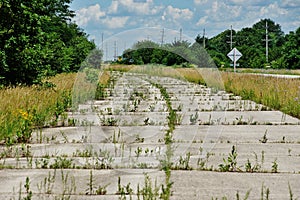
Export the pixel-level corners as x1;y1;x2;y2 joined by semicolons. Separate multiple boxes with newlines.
0;0;98;85
119;19;300;69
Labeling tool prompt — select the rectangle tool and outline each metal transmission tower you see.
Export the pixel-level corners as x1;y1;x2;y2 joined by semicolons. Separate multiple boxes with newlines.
226;25;235;50
262;21;271;63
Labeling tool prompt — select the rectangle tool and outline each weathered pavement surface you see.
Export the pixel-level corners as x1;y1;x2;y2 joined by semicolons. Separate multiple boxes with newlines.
1;71;300;199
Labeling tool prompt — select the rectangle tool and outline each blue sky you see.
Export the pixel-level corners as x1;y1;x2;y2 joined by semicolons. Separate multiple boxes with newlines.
70;0;300;60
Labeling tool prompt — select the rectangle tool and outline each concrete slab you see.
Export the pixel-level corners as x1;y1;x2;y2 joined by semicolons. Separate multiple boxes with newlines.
1;71;300;199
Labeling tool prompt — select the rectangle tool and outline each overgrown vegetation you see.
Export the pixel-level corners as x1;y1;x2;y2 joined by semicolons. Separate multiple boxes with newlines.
0;73;75;145
0;70;111;145
0;0;97;85
222;72;300;119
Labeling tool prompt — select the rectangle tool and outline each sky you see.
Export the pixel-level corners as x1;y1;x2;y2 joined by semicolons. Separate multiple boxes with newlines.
70;0;300;60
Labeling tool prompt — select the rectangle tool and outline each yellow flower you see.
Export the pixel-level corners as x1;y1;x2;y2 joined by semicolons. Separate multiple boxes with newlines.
17;109;32;121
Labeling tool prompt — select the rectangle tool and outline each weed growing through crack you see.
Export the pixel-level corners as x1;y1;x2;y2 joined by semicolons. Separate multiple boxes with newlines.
96;149;114;169
288;182;298;200
236;189;251;200
288;148;292;156
135;147;143;158
174;152;192;170
86;170;95;195
116;177;133;199
54;170;76;200
271;159;278;173
189;112;198;125
149;80;176;199
244;151;265;173
85;170;109;195
261;183;270;200
37;170;57;195
23;177;33;200
259;130;268;143
219;145;238;172
50;157;74;169
137;173;160;200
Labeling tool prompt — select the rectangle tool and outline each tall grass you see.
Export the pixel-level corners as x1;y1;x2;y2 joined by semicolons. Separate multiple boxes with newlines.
0;73;76;144
222;73;300;119
0;70;111;145
159;66;300;119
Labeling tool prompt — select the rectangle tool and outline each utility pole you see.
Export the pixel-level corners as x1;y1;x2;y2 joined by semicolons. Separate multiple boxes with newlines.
179;28;182;41
101;33;104;51
161;28;164;46
105;43;108;61
226;25;235;50
113;41;117;61
203;28;206;48
262;21;271;63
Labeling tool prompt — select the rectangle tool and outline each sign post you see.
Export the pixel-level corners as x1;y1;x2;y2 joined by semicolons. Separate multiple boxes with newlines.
227;48;242;73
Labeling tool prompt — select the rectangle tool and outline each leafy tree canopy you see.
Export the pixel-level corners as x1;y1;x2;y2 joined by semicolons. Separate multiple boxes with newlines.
0;0;97;85
195;18;299;69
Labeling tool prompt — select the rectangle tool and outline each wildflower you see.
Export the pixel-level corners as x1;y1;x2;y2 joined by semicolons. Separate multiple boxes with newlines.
17;109;32;121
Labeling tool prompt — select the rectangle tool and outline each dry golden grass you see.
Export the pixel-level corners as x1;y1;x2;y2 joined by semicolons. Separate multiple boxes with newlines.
222;72;300;118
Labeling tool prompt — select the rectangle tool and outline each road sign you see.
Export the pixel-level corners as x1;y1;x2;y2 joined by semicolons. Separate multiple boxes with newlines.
227;48;242;72
227;48;242;62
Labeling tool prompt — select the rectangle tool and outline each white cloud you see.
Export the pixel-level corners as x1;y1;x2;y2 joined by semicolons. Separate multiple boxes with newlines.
260;2;288;17
227;0;273;6
108;1;119;14
194;0;208;5
206;1;242;21
71;0;300;45
163;5;194;21
74;3;129;29
196;16;208;26
281;0;300;7
102;16;129;29
74;4;106;27
117;0;162;15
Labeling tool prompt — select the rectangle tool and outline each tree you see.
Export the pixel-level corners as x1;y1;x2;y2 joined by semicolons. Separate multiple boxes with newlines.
85;48;103;68
194;18;291;69
0;0;95;85
280;28;300;69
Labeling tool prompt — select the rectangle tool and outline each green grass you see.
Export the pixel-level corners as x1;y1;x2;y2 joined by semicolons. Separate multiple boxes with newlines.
0;71;111;145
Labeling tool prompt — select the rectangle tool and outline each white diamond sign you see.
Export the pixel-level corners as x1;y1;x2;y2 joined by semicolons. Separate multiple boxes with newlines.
227;47;242;72
227;47;242;62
